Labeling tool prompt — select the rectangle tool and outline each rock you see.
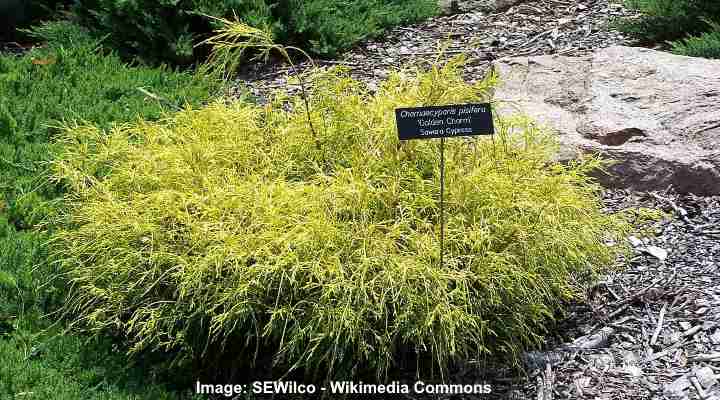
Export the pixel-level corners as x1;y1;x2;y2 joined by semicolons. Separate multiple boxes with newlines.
570;327;614;349
492;46;720;195
628;235;643;248
665;375;691;395
695;366;718;389
643;245;669;261
624;365;643;377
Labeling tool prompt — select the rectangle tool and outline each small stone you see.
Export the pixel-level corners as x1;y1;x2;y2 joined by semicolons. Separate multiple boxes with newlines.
695;367;718;389
680;321;693;331
629;235;643;247
668;331;683;344
665;375;691;395
588;354;615;369
625;365;643;377
710;330;720;344
623;351;640;364
644;245;668;260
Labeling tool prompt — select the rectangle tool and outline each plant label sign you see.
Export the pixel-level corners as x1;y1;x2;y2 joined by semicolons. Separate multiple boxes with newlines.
395;103;494;140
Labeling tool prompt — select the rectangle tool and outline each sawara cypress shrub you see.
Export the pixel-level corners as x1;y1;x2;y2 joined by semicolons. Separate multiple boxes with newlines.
49;58;629;380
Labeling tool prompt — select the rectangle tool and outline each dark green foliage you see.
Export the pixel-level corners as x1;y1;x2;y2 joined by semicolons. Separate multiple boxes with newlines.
0;0;73;40
671;20;720;59
0;220;50;331
0;20;219;399
73;0;437;64
0;0;27;39
26;0;73;24
74;0;275;65
618;0;720;58
0;326;205;399
273;0;438;56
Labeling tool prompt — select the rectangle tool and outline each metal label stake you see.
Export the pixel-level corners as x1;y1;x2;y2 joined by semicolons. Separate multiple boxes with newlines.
395;103;494;268
440;136;445;268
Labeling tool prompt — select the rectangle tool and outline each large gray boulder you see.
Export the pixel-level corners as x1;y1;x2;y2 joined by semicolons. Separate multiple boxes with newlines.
492;46;720;195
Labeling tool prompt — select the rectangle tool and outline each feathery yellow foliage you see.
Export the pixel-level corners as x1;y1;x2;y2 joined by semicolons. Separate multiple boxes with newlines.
50;58;629;380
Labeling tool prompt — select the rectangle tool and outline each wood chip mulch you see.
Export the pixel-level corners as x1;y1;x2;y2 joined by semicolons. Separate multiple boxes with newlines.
0;41;34;57
474;189;720;400
228;0;640;102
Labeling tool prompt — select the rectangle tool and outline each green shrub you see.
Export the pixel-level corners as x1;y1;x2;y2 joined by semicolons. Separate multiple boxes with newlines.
73;0;275;65
73;0;436;64
273;0;438;56
0;21;220;227
671;20;720;59
0;0;72;40
0;219;50;326
618;0;720;44
0;20;221;399
50;57;629;380
0;330;205;400
0;18;219;326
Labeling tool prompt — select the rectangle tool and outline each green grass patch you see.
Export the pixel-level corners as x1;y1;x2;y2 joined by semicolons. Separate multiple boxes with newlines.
50;57;630;381
0;20;220;400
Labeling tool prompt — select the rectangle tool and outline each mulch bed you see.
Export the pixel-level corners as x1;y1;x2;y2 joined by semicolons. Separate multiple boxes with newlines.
0;41;33;57
228;0;640;102
477;189;720;400
395;189;720;400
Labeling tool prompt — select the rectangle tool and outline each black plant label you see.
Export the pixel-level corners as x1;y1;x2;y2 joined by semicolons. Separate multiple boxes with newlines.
395;103;494;140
